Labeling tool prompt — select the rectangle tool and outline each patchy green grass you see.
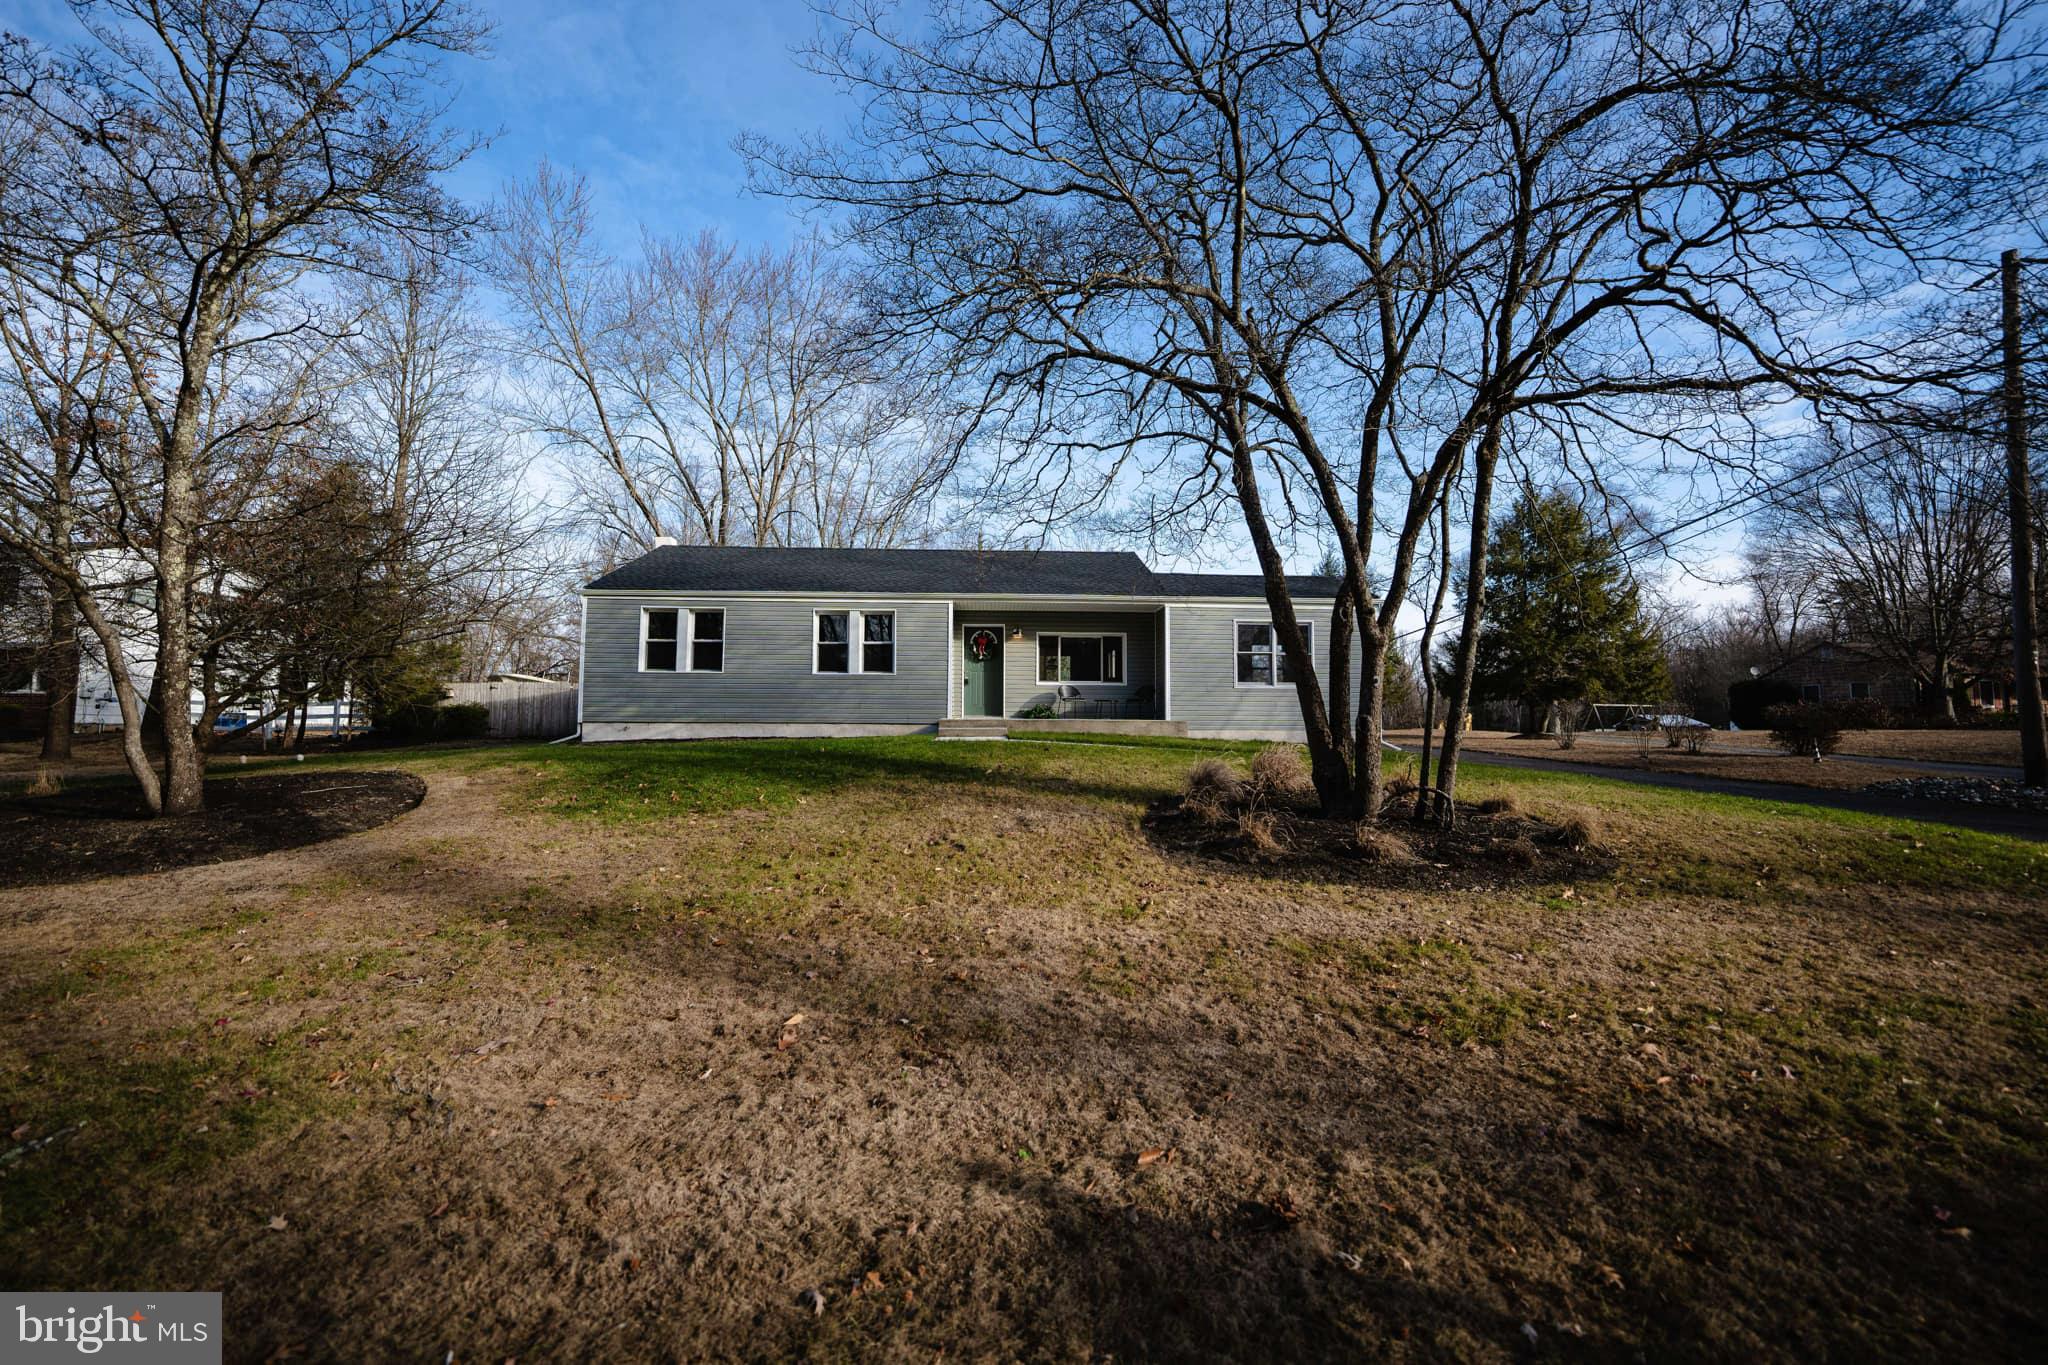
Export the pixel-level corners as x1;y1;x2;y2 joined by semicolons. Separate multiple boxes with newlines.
2;733;2044;1360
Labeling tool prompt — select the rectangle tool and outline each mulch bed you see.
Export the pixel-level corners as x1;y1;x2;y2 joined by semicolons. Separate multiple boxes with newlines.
1145;796;1615;890
0;769;426;890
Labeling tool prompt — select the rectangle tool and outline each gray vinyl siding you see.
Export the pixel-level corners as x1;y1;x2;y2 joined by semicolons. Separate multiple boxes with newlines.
949;608;1161;717
581;595;950;724
1167;602;1347;734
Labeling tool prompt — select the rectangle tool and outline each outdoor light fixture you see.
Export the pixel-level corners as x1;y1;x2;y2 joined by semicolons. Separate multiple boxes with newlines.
1009;626;1023;641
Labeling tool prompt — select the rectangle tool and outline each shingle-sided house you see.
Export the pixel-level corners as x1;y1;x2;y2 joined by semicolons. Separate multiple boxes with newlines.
576;545;1347;741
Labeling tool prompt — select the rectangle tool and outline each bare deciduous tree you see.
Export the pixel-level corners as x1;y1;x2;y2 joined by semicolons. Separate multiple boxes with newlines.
0;0;488;813
1769;422;2010;719
750;0;2044;820
496;165;953;552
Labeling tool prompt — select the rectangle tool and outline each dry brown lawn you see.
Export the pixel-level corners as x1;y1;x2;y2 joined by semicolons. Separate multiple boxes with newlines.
0;738;2042;1362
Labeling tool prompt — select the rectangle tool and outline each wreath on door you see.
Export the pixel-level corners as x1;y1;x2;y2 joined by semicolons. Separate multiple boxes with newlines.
967;628;1000;662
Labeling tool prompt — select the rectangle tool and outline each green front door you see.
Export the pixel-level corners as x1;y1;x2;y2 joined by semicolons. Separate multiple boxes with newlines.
962;626;1003;716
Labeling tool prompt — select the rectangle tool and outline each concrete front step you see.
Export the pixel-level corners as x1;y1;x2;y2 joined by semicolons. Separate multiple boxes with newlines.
937;718;1010;738
938;716;1191;739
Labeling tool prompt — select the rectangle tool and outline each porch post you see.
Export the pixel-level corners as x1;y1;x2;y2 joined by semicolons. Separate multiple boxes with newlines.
1161;605;1172;720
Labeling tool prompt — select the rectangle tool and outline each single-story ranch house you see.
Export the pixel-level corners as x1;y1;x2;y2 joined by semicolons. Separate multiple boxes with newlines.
577;545;1349;741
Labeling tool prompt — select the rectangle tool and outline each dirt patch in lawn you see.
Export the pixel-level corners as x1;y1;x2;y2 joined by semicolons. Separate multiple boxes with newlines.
0;769;425;889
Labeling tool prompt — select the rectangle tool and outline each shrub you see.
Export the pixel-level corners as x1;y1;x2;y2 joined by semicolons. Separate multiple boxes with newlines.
1246;745;1312;808
1765;703;1843;758
1661;722;1713;754
1018;703;1057;719
437;702;490;740
1551;702;1586;750
1728;677;1801;730
1829;697;1894;729
372;703;442;744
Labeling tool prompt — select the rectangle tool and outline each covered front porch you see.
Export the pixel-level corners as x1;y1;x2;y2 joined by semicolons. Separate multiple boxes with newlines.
948;600;1169;722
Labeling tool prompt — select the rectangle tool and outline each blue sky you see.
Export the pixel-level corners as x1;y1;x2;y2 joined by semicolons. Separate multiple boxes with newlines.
438;0;841;249
12;0;842;250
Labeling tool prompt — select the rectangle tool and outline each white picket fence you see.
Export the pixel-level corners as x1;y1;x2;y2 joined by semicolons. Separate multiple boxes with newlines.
445;679;577;739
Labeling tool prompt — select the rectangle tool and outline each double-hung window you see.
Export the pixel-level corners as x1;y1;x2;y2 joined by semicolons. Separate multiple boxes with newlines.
1235;621;1313;687
816;610;896;674
1037;634;1124;684
642;607;725;673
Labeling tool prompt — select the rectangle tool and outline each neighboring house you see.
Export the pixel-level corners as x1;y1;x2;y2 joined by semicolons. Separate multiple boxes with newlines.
1757;641;1920;711
577;545;1347;741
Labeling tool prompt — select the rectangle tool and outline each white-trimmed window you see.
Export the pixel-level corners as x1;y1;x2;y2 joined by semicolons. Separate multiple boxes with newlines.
1234;621;1313;687
1037;633;1125;684
690;610;724;672
642;607;724;673
862;611;896;673
642;608;680;672
816;610;897;675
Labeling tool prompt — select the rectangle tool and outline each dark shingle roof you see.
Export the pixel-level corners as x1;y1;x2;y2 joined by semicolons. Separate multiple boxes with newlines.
584;546;1342;600
1151;571;1342;599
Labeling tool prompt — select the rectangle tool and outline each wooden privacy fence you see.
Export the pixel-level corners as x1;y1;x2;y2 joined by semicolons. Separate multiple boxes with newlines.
446;680;577;739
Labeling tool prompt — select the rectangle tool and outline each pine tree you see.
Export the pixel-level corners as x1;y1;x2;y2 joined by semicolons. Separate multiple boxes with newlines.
1476;490;1668;730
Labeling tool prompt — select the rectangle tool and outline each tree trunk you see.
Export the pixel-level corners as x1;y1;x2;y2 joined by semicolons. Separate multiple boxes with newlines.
1328;564;1357;766
39;581;77;762
1932;656;1958;723
1353;624;1387;819
1434;424;1503;812
1414;495;1455;823
1225;431;1352;816
156;417;206;815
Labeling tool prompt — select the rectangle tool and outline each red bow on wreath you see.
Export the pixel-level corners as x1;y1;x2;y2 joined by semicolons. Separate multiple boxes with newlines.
968;629;999;661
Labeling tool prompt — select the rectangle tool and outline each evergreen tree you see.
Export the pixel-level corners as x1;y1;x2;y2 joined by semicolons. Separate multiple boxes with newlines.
1475;490;1668;729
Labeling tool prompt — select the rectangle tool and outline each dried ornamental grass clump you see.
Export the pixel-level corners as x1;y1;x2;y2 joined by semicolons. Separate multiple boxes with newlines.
1246;745;1313;808
1549;806;1606;853
1352;824;1421;865
1235;808;1283;855
1474;792;1520;817
1182;758;1242;824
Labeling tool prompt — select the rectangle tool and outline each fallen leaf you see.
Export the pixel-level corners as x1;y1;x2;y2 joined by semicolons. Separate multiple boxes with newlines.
266;1215;287;1231
1137;1147;1167;1166
799;1287;827;1317
428;1201;449;1219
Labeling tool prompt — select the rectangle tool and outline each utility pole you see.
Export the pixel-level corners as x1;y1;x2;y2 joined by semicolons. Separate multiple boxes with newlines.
2001;249;2047;787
